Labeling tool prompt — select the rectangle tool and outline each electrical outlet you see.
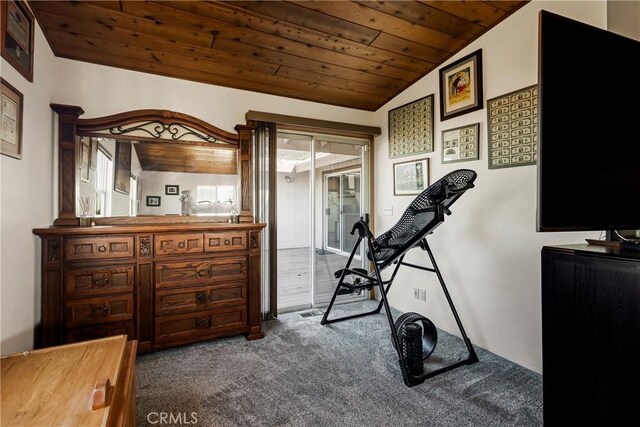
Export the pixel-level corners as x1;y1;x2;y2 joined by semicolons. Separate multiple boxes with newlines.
383;206;393;216
413;288;420;299
419;289;427;301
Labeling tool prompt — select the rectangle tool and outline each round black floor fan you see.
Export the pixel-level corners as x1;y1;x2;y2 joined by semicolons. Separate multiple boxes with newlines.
393;312;438;375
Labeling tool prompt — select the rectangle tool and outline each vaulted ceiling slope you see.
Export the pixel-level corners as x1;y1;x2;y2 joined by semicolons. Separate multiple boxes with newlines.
31;1;529;111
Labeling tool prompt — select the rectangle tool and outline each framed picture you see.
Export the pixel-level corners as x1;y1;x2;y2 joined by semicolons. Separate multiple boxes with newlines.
80;138;90;182
146;196;161;207
114;140;132;194
442;123;480;164
393;158;429;196
90;138;98;170
487;85;538;169
165;185;180;195
1;0;34;82
388;94;434;159
1;78;23;159
439;49;483;121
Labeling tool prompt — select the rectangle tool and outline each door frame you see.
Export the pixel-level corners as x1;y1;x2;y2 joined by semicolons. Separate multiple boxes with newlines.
265;128;375;316
323;167;361;256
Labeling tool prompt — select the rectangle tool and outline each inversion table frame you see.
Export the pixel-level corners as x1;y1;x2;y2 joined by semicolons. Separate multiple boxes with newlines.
321;172;479;387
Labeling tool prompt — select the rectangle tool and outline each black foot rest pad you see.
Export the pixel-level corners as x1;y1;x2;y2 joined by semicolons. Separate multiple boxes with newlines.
333;267;368;279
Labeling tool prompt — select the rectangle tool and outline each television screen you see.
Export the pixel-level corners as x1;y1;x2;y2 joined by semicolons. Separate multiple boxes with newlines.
537;11;640;232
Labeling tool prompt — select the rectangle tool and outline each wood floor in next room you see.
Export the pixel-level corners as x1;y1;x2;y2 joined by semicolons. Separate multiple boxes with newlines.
277;247;367;310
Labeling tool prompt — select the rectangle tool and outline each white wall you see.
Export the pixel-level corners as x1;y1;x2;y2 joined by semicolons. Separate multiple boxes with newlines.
1;16;57;354
372;0;606;372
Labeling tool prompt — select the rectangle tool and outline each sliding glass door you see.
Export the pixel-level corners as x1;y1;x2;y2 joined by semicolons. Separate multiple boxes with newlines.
275;132;370;311
324;169;361;256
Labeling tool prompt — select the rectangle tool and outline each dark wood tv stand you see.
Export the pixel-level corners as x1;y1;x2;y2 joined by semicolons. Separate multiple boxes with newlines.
541;244;640;425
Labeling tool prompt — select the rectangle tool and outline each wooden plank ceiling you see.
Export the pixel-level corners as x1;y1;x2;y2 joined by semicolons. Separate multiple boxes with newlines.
31;1;529;111
133;142;238;174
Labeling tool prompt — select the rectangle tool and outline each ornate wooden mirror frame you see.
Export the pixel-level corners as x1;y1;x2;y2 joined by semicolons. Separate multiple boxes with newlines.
51;104;254;225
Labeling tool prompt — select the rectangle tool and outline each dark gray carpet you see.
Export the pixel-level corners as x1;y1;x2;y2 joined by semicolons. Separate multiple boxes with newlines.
135;301;542;426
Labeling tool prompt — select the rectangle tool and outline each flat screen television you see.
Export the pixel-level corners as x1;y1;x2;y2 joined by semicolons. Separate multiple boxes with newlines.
537;11;640;234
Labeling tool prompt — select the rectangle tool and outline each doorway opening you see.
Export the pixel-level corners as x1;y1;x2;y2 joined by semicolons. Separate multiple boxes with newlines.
275;132;371;313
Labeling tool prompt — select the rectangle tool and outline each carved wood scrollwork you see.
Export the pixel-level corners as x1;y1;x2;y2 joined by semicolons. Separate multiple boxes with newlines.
47;240;61;262
250;232;259;249
139;237;151;257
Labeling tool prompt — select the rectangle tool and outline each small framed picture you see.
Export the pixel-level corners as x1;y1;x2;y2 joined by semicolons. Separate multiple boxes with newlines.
442;123;480;164
80;138;90;182
165;185;179;195
1;0;35;82
90;138;98;170
146;196;161;207
114;140;132;195
393;158;429;196
439;49;483;121
1;78;23;159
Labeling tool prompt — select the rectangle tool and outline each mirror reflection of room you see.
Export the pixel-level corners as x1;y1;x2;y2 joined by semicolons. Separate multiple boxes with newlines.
77;137;237;218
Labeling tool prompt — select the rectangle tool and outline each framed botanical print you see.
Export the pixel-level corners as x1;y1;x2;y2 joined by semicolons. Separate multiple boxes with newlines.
1;78;23;159
393;158;429;196
439;49;483;121
388;94;434;159
441;123;480;164
1;0;34;82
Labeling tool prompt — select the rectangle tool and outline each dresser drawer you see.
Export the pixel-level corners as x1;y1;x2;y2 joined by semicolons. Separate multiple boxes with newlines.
204;232;247;252
154;233;203;256
155;306;246;343
65;236;134;261
65;321;134;343
155;256;247;289
65;265;134;298
156;282;246;316
65;295;133;327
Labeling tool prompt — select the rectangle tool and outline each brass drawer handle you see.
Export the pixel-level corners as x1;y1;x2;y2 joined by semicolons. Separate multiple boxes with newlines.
197;268;209;278
196;291;209;304
196;318;210;329
178;241;186;249
97;244;107;253
224;239;231;245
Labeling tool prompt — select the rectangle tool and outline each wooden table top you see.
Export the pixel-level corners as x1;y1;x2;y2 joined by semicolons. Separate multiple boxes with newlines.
1;336;127;427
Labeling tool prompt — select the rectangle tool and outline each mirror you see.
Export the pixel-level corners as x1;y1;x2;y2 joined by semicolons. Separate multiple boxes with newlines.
76;137;239;219
52;105;254;225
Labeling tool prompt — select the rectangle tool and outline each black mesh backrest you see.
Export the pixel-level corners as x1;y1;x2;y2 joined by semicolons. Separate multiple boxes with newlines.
372;169;477;264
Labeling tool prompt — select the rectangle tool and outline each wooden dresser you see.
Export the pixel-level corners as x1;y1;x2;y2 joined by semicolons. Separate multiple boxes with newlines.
1;335;136;427
33;223;265;351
